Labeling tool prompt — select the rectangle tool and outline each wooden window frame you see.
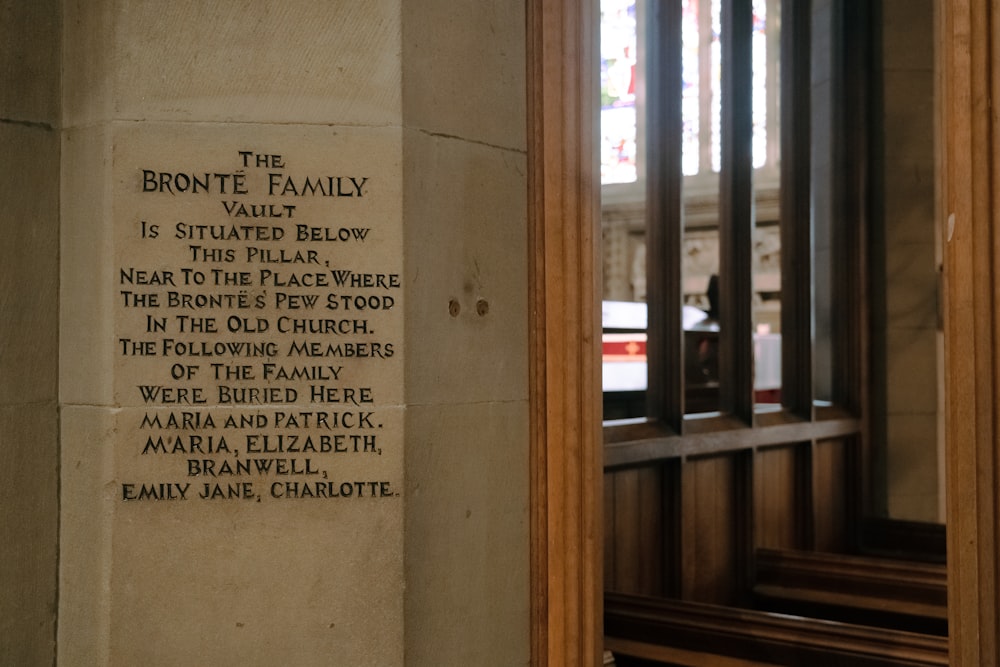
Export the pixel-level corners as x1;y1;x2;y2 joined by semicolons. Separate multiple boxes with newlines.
602;0;865;482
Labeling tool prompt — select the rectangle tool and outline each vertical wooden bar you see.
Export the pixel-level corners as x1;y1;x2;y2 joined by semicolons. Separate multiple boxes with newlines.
718;0;756;423
833;0;870;533
645;0;685;429
779;0;816;560
779;0;814;418
943;0;1000;662
831;0;868;418
527;0;602;664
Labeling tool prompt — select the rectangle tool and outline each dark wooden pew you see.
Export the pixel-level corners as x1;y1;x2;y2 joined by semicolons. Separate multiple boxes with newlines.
605;592;948;667
752;548;947;636
859;518;946;564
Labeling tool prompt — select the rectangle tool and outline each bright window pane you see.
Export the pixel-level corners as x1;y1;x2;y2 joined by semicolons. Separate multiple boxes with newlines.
752;0;767;168
682;0;701;175
710;0;722;172
710;0;768;173
601;0;638;184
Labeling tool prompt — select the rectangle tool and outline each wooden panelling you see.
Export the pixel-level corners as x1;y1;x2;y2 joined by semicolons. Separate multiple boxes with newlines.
754;446;801;550
682;454;740;605
603;469;616;592
601;432;872;609
634;467;664;595
614;470;641;592
813;438;850;552
605;466;665;596
604;414;860;467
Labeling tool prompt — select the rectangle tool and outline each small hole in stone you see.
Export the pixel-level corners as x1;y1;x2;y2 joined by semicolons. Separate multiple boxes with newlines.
476;299;489;316
449;299;461;317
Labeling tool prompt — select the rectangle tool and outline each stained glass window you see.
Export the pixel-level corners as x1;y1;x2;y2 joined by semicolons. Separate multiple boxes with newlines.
600;0;773;185
752;0;767;169
600;0;638;184
707;0;769;173
681;0;700;175
710;0;722;172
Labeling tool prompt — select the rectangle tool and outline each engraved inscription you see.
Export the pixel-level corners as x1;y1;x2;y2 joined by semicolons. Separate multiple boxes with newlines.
116;149;400;503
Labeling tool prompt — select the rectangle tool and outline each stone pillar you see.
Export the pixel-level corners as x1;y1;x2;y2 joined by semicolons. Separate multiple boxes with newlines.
872;0;940;522
54;2;528;665
401;1;529;664
0;1;61;664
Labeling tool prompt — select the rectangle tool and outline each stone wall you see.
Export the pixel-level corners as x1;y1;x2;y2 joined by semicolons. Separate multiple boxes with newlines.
872;0;941;521
2;2;528;665
0;1;61;664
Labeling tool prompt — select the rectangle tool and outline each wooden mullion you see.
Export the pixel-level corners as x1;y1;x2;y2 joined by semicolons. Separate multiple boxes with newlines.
644;0;686;431
779;0;814;418
831;0;869;417
718;0;756;424
832;0;872;530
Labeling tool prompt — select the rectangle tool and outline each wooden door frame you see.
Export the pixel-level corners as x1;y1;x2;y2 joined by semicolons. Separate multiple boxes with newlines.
527;0;1000;664
527;1;603;665
941;0;1000;664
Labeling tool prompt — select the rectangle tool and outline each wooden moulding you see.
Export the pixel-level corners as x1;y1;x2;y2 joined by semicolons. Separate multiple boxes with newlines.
942;0;1000;664
605;593;948;667
753;548;948;634
527;0;603;665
